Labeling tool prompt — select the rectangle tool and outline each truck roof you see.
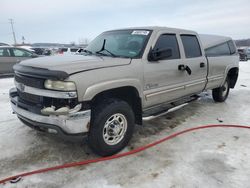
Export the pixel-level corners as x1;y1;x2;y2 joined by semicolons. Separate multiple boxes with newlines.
109;27;233;51
199;34;232;49
108;26;197;35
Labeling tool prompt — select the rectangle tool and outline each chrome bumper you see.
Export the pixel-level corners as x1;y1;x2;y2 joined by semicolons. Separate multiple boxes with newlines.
11;102;91;134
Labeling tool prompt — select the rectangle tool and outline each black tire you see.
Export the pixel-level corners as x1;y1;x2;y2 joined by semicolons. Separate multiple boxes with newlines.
212;79;230;102
88;98;135;156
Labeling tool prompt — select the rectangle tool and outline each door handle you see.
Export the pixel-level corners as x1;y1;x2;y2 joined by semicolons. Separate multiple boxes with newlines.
200;62;205;68
178;64;192;75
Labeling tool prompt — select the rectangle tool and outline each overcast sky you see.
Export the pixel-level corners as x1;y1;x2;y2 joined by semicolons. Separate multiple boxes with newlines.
1;0;250;44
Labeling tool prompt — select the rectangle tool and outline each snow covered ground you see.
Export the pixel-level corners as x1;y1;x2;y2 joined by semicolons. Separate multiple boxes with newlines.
0;61;250;188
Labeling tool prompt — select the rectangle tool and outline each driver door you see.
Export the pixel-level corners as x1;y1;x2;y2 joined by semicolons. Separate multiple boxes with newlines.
143;33;188;108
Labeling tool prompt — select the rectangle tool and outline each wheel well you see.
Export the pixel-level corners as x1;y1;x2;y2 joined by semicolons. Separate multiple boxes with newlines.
227;67;239;88
91;86;142;125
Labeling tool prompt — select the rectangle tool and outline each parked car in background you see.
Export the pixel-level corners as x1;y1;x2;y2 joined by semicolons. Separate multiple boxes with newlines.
238;49;248;61
57;47;80;55
0;46;38;76
31;47;52;56
0;43;10;46
18;45;36;53
74;47;89;55
237;47;250;61
247;48;250;60
75;48;86;54
31;47;45;55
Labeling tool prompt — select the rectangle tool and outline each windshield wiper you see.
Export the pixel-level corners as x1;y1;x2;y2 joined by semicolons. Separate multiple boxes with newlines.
95;39;117;57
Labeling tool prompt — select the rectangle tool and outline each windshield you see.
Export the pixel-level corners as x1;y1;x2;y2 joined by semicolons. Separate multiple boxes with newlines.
85;29;151;58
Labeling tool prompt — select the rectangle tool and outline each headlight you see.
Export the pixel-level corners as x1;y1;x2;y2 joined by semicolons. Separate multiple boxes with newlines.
44;80;76;91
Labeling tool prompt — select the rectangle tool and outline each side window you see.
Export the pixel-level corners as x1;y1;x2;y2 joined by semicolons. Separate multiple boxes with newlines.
181;35;202;58
205;42;231;57
0;48;10;57
227;40;236;54
13;48;32;57
154;34;180;60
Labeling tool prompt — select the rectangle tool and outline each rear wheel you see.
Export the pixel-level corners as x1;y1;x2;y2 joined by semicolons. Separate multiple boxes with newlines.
212;79;230;102
88;98;135;156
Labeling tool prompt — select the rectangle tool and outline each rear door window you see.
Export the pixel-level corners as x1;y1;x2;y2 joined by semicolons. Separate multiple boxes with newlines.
181;35;202;58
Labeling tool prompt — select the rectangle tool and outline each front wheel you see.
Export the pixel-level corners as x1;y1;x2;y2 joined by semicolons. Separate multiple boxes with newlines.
88;98;135;156
212;79;230;102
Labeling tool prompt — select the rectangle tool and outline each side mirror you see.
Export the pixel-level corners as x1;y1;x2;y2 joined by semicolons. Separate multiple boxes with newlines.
148;48;172;61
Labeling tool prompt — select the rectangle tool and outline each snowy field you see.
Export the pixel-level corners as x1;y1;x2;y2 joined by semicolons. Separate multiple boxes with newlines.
0;61;250;188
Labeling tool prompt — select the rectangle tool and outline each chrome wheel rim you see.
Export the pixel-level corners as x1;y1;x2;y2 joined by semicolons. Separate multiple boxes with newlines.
222;80;228;97
103;113;128;145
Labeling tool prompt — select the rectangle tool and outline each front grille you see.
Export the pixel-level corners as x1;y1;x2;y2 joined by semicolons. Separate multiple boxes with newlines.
13;72;78;110
15;74;44;89
17;89;42;104
17;89;78;108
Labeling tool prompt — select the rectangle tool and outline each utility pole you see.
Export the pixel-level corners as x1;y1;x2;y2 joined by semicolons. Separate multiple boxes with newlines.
9;19;17;45
22;36;25;44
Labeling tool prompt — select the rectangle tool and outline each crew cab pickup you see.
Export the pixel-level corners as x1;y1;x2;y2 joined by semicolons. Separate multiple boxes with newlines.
9;27;239;156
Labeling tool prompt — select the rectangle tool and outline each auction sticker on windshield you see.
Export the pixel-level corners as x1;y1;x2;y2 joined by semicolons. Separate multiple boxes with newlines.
131;30;150;35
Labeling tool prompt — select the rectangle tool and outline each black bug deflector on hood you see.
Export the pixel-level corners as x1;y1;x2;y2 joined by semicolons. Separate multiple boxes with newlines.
13;64;69;80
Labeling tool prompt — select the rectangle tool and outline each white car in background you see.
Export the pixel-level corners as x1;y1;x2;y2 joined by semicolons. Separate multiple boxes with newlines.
57;48;80;55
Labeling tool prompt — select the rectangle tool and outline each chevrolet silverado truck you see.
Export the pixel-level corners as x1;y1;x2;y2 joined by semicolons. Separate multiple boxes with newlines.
9;27;239;156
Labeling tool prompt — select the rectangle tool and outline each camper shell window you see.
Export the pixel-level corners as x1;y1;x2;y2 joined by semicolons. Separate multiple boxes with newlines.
205;40;236;57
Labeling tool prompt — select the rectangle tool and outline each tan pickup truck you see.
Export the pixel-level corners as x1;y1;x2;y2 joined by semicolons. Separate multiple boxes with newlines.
9;26;239;156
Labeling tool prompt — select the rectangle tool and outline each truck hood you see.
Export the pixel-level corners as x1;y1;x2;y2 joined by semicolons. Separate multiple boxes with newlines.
20;55;131;75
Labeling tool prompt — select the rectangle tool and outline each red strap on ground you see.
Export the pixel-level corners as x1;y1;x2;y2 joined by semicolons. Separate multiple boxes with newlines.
0;124;249;185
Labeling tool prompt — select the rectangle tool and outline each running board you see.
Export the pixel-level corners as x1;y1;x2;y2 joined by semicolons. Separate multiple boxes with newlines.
142;95;200;121
142;103;188;121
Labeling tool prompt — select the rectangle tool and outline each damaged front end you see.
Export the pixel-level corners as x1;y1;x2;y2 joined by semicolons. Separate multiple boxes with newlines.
9;65;90;140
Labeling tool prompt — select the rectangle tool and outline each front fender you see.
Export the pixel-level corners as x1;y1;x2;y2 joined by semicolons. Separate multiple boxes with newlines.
83;79;143;101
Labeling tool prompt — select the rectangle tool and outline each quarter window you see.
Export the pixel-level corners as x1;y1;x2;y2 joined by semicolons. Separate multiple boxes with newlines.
154;34;180;60
181;35;202;58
